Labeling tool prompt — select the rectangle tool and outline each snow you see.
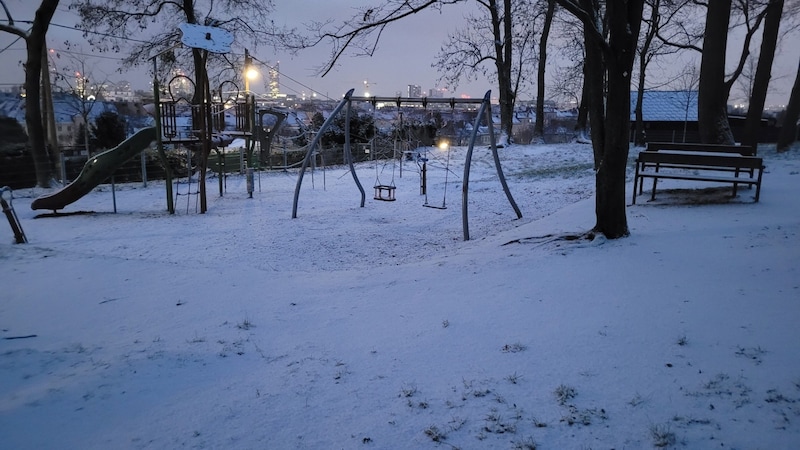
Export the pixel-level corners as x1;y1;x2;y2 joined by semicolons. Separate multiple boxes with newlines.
2;142;799;449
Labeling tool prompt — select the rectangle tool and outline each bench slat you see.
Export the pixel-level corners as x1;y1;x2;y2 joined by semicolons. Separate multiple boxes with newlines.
645;142;755;156
636;151;763;169
634;172;760;184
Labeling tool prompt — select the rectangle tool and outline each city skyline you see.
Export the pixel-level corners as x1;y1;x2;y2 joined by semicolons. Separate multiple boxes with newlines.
1;1;798;106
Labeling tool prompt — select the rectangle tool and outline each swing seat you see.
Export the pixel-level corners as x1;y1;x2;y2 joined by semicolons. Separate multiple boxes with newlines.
374;184;396;201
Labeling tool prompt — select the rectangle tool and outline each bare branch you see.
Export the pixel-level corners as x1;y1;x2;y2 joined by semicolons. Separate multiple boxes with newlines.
725;0;770;94
69;0;288;84
555;0;609;53
287;0;467;77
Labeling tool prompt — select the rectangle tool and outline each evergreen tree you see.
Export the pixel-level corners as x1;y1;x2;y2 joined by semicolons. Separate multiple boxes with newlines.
90;111;127;150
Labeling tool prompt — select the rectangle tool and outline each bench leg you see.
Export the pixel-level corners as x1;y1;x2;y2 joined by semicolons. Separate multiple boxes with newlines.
650;164;660;201
754;167;763;202
637;169;644;195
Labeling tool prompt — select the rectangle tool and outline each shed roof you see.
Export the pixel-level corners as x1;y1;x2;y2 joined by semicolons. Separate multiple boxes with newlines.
630;90;698;122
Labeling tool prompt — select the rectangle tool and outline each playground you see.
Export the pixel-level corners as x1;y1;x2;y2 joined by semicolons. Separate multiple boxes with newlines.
3;140;800;449
11;141;594;271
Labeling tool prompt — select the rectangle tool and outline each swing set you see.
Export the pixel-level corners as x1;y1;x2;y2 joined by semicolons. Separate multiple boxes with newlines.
421;138;452;210
370;99;398;202
291;89;522;241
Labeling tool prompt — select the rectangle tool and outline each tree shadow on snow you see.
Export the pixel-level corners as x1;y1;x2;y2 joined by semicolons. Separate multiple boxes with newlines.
634;186;757;206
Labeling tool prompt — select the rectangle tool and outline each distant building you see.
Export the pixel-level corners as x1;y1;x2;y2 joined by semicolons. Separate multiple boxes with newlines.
104;81;136;102
0;92;119;152
630;90;778;143
52;93;119;151
268;63;280;98
428;88;445;99
630;90;699;143
408;84;422;98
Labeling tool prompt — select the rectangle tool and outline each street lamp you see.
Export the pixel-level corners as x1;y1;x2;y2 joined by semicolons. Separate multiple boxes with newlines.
244;50;258;93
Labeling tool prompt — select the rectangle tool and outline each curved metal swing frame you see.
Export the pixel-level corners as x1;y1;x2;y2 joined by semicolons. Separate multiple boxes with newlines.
292;90;521;241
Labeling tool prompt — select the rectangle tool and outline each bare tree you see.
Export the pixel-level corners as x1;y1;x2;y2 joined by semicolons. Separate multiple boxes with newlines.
777;57;800;151
743;0;784;150
633;0;662;146
549;10;589;140
556;0;645;239
632;0;694;146
532;0;556;144
674;64;701;142
289;0;531;143
698;0;771;144
0;0;59;188
70;0;285;96
291;0;464;77
734;56;759;103
48;50;108;156
432;0;540;142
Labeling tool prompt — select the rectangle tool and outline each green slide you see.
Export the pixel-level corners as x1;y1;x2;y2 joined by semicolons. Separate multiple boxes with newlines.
31;127;157;211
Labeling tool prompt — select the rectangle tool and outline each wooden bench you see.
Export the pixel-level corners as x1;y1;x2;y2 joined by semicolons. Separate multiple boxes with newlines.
632;142;764;204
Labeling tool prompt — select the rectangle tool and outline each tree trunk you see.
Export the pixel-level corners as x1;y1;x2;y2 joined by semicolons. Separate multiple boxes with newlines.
777;58;800;152
24;0;59;188
490;0;515;142
583;20;605;166
698;0;735;144
633;0;659;147
633;76;646;146
574;66;590;140
40;36;58;156
743;0;783;151
533;0;555;144
596;1;642;238
569;0;642;238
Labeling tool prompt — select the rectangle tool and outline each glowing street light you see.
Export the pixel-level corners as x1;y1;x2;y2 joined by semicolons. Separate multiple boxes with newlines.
363;79;376;97
244;49;258;93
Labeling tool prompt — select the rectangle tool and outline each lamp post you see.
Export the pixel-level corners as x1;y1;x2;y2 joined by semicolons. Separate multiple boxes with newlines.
242;50;259;175
244;49;258;94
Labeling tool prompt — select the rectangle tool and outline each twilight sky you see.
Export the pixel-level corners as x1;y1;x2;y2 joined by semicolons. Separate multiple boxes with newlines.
0;0;797;105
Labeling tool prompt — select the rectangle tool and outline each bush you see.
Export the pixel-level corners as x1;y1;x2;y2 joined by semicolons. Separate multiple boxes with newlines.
0;117;36;188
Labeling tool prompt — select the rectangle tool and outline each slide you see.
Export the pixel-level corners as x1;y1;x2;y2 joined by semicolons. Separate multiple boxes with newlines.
31;127;157;211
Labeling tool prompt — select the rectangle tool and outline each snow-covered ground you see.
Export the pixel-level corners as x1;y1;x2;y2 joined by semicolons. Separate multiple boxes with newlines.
2;142;799;449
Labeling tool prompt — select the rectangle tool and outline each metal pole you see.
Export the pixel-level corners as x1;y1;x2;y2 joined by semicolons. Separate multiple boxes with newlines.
246;167;254;198
485;94;522;221
1;187;27;244
152;54;175;214
461;91;522;241
59;153;67;185
141;150;148;187
343;97;366;207
293;89;356;218
111;175;117;213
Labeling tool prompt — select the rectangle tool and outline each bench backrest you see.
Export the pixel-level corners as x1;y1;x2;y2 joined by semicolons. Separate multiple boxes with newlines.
645;142;755;156
637;150;763;169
